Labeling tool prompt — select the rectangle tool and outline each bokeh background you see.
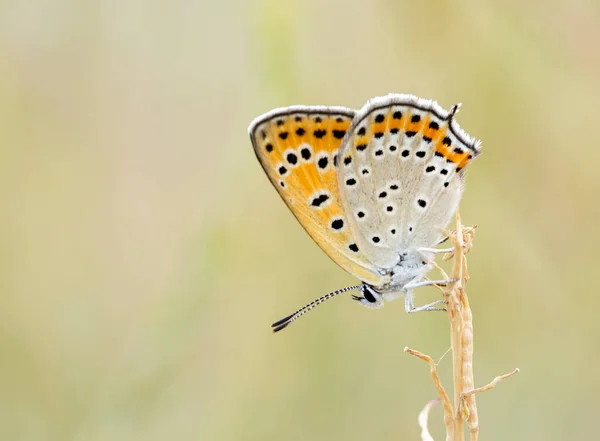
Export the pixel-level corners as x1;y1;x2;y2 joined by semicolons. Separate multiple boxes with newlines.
1;1;599;440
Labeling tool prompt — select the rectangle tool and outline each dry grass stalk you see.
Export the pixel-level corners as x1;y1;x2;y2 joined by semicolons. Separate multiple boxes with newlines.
404;347;455;440
406;213;519;441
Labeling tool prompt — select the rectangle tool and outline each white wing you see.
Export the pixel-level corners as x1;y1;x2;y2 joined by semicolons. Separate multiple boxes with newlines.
337;94;481;269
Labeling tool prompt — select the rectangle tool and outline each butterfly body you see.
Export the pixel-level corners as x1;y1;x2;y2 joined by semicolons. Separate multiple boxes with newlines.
249;94;481;329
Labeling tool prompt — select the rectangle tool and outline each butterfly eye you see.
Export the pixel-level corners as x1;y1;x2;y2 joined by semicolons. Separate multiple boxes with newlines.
363;289;377;303
354;285;384;309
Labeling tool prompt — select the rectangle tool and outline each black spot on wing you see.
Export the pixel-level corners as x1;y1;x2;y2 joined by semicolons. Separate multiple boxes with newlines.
310;193;330;207
286;152;298;165
330;219;344;230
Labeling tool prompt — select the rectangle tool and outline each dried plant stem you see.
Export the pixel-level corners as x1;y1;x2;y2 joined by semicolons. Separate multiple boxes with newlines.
448;215;467;440
404;348;455;441
458;368;520;414
406;213;518;441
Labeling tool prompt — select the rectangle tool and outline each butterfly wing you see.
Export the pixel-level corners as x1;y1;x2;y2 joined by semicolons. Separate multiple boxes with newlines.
337;94;481;268
249;106;386;286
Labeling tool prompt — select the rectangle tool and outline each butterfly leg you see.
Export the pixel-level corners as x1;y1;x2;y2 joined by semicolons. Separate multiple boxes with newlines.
404;279;458;290
402;278;459;314
404;292;446;313
436;235;450;245
418;247;454;254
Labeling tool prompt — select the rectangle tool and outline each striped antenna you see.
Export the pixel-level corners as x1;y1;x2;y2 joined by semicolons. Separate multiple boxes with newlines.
271;285;362;333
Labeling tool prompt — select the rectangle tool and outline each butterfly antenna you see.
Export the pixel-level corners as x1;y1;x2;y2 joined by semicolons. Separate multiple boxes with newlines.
271;285;362;333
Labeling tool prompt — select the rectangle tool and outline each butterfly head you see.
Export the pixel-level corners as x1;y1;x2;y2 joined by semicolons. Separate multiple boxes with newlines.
352;284;384;308
351;249;435;308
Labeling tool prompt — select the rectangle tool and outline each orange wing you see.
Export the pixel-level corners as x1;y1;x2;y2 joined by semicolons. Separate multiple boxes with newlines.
249;106;385;286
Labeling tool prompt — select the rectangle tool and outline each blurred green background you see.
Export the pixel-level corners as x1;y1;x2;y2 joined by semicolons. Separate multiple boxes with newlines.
1;1;599;440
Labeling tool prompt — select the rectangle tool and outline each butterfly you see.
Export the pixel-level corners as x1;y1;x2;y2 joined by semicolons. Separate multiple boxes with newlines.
248;94;481;332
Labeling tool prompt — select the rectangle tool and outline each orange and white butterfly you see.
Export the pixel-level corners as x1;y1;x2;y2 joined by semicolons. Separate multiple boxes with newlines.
248;94;481;332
